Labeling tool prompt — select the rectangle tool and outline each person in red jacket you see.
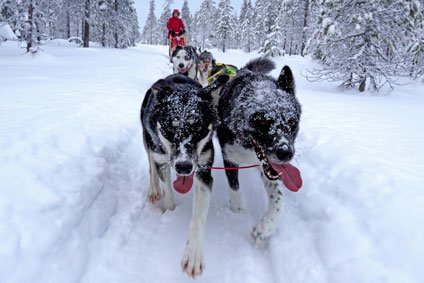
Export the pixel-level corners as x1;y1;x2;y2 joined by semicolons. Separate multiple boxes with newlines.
167;9;185;39
167;9;186;56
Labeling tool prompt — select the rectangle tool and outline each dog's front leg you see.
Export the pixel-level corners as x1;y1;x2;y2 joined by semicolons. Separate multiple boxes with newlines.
223;159;243;212
252;174;284;243
157;163;175;211
181;170;212;278
146;152;161;203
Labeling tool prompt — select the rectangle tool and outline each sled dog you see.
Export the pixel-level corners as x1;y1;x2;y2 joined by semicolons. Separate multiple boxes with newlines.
197;50;215;86
140;73;229;278
217;58;303;243
198;50;238;88
171;45;199;80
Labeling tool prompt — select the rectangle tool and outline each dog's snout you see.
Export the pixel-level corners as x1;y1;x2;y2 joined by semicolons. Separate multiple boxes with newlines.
276;144;293;161
175;161;193;175
179;63;185;68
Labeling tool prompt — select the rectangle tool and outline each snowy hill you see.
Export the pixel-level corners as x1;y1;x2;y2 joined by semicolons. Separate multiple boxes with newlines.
0;41;423;283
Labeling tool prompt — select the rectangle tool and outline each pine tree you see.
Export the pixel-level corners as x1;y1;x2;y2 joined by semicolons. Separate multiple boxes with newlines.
19;0;48;52
260;1;283;57
142;0;159;45
194;0;215;49
240;0;254;52
158;1;171;45
216;0;233;52
307;0;413;91
405;0;424;78
181;0;192;43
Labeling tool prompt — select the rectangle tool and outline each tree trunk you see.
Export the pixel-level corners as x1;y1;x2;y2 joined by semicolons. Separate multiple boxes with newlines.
114;0;119;48
26;0;34;52
359;78;366;92
66;9;71;38
102;23;106;47
301;0;310;56
83;0;90;48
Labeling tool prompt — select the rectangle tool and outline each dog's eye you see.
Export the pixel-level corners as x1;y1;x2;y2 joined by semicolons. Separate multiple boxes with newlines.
184;56;191;61
259;119;269;127
194;126;202;133
288;118;297;128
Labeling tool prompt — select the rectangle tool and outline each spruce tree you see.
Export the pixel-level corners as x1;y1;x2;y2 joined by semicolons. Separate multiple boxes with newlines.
142;0;159;45
195;0;215;49
307;0;414;91
216;0;233;52
181;0;192;43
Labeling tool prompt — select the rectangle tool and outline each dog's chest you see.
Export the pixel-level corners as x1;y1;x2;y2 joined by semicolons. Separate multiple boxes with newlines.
223;143;258;165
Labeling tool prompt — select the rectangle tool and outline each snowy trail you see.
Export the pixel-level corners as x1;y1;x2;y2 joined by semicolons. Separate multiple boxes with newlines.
1;42;423;283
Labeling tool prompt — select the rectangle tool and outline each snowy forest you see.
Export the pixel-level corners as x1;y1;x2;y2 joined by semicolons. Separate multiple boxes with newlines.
1;0;423;91
141;0;424;91
0;0;140;50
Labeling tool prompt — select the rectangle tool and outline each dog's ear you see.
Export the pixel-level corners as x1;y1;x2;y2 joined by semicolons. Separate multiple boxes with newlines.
151;79;173;100
277;66;295;95
198;74;230;105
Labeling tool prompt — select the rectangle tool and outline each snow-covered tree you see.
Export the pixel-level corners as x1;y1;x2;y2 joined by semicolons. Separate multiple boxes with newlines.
405;0;424;78
181;0;192;43
260;1;283;57
239;0;254;52
142;0;159;45
307;0;415;91
216;0;233;52
157;1;171;45
194;0;215;49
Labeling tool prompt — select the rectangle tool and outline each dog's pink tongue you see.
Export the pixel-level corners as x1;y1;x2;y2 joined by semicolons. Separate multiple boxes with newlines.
271;163;303;192
173;173;194;194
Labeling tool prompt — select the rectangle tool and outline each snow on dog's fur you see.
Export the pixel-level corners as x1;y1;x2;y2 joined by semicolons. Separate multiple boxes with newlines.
171;45;199;80
140;73;229;278
217;58;303;243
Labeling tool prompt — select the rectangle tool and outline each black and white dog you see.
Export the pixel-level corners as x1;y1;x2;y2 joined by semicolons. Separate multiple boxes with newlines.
140;73;228;278
171;45;199;80
217;58;303;243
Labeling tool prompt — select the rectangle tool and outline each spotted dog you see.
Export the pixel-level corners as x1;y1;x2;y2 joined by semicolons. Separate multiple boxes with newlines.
171;45;199;80
217;58;303;243
140;73;229;278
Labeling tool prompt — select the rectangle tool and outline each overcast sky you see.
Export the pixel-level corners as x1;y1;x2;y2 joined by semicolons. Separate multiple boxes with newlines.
134;0;253;30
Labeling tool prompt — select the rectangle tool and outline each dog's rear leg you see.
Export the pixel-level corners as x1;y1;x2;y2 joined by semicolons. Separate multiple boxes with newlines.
223;159;242;212
157;164;175;211
181;170;212;278
146;152;161;204
252;174;284;243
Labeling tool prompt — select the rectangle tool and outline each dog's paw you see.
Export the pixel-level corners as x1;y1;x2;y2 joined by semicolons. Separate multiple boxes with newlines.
181;241;204;278
146;187;162;204
229;189;243;213
252;219;275;244
162;199;176;211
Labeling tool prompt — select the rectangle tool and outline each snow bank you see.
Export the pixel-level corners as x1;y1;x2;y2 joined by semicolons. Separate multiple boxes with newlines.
0;23;17;41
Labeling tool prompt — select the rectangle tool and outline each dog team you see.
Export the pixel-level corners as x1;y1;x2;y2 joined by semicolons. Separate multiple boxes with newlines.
140;44;303;278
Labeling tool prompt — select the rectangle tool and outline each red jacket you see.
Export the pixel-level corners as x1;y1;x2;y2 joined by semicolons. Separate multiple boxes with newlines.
167;17;185;38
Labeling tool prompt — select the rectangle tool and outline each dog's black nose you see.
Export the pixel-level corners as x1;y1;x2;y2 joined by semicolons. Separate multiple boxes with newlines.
179;63;184;68
175;162;193;175
276;145;293;161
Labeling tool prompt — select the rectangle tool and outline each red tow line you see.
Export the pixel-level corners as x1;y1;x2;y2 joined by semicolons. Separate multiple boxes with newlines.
209;164;260;170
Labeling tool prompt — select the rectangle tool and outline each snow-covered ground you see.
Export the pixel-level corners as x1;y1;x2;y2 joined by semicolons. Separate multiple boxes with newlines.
1;41;423;283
